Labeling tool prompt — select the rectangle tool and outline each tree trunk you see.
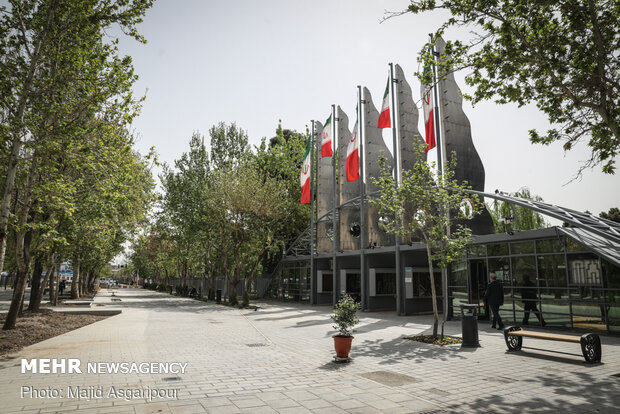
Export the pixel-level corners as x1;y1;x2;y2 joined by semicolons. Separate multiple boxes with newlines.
71;261;80;299
49;261;58;306
426;243;439;338
27;258;44;311
88;270;96;292
3;230;33;330
0;1;57;275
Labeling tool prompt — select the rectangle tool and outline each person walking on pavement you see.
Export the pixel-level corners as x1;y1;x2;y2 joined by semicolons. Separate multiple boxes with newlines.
484;273;504;330
522;274;546;326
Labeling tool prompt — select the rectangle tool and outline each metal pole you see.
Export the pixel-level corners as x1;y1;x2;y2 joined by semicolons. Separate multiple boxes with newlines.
429;34;444;175
389;63;403;316
310;120;316;305
430;34;450;323
358;86;367;311
331;104;338;306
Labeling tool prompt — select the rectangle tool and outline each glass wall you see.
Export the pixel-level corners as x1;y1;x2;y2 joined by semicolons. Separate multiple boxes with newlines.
451;236;620;334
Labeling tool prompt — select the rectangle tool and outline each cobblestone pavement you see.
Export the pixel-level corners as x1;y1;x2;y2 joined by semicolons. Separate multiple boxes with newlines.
1;289;619;413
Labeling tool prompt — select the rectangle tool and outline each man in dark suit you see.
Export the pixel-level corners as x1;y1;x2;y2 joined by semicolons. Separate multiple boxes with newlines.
484;273;504;330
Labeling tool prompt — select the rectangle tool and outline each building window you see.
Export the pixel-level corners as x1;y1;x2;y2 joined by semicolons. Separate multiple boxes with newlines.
569;258;601;285
412;271;441;297
510;241;534;255
536;238;565;254
376;272;396;295
488;243;509;256
322;272;333;292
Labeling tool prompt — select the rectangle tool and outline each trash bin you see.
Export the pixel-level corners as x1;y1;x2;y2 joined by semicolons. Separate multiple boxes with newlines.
216;289;222;304
460;303;480;348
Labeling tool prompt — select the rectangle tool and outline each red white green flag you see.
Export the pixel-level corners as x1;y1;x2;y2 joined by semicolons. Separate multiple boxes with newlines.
320;115;333;157
421;65;436;153
346;108;359;181
377;79;391;128
300;135;312;204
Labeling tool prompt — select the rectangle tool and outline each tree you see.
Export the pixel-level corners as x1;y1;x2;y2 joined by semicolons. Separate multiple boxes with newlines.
371;142;483;338
487;187;549;233
0;0;153;280
255;122;311;273
600;207;620;223
399;1;620;174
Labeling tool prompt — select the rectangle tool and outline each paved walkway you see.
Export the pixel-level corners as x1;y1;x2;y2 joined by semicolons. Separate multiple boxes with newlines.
1;289;620;413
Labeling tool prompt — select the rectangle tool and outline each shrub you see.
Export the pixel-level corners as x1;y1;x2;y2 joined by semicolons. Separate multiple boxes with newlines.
331;294;360;337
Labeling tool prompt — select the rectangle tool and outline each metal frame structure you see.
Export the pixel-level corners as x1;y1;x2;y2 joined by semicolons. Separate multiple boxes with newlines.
283;189;620;259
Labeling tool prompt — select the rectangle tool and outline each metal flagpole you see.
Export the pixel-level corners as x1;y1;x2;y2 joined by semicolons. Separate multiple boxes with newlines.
430;34;450;321
357;86;367;312
310;120;316;305
389;63;403;316
429;34;444;176
331;104;338;306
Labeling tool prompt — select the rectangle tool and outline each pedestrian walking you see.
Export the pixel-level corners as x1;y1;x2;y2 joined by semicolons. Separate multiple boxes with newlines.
59;279;66;295
484;273;505;330
522;274;546;326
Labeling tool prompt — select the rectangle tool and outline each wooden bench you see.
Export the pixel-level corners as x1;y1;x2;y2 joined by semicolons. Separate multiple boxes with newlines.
503;326;602;363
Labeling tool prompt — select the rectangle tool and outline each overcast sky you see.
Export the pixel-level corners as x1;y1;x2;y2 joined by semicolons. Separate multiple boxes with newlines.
116;0;619;220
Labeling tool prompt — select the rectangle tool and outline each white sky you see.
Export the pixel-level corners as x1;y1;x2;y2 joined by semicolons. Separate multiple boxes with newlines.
116;0;619;220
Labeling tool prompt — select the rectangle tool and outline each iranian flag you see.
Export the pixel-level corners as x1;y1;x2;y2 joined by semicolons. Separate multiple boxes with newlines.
320;115;332;157
377;79;391;128
346;114;359;181
300;136;312;204
421;65;436;153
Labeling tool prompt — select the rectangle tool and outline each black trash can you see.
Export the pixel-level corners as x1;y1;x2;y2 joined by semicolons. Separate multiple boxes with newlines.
216;289;222;304
460;303;480;348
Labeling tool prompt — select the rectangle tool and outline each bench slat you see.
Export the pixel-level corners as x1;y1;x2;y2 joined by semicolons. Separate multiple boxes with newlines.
507;330;581;343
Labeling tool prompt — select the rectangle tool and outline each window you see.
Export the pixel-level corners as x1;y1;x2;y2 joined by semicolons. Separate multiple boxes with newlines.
322;272;333;292
412;271;441;297
569;258;601;285
536;239;565;254
376;272;396;295
510;241;534;255
468;245;486;257
488;243;508;256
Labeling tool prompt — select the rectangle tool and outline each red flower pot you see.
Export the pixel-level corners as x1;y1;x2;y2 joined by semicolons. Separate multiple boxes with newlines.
333;334;354;358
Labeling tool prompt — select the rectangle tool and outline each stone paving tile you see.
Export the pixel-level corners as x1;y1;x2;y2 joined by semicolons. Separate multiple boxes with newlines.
2;289;620;413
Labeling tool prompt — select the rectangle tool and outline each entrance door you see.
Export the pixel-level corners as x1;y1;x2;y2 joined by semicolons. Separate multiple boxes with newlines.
470;259;489;319
346;272;361;303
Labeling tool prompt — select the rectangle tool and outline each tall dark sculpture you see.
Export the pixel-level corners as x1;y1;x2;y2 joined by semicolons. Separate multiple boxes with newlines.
396;64;426;172
437;38;495;235
363;87;394;247
337;107;360;251
315;120;333;253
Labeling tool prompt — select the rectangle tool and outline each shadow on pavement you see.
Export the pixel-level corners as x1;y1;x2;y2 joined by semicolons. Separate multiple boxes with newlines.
449;371;620;413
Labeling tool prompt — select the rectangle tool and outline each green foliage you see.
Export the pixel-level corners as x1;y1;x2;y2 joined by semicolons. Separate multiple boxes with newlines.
371;141;482;337
331;294;360;337
405;1;620;174
600;207;620;223
371;142;481;269
487;187;549;233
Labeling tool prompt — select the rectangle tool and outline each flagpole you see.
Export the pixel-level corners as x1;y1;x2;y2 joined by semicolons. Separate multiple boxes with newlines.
430;33;450;322
357;85;367;312
389;63;403;316
429;34;444;176
310;120;316;306
331;104;338;306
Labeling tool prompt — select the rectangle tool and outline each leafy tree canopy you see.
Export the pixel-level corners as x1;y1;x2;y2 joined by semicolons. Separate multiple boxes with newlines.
401;0;620;174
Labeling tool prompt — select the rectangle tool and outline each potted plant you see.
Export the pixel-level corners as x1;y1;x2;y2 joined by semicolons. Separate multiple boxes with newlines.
331;294;360;359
